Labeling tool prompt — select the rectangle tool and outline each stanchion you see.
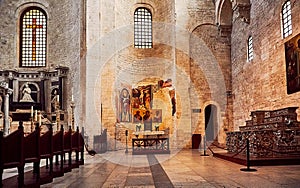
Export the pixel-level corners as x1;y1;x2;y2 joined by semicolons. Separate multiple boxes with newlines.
201;135;209;156
125;130;128;154
240;139;257;172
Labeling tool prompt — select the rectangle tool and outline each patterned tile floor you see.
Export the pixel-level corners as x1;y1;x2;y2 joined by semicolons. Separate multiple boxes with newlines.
4;149;300;188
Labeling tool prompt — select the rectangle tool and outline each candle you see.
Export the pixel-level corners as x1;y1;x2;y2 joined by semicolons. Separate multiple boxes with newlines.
71;88;74;102
57;95;59;102
34;110;37;122
39;112;42;126
31;106;33;117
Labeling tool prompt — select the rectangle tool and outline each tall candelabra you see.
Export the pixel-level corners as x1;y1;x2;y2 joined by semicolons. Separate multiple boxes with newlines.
70;101;75;131
55;99;60;131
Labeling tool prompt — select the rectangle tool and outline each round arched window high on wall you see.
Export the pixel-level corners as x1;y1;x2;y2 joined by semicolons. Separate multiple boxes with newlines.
20;7;47;67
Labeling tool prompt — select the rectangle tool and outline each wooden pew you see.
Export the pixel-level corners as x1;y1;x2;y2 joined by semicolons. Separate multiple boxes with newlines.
71;127;80;168
52;125;64;178
23;122;40;187
78;131;85;165
0;122;24;187
38;124;53;184
63;126;72;173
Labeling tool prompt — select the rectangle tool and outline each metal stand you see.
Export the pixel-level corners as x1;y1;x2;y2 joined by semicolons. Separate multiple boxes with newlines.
55;98;60;131
201;135;209;156
70;102;75;131
125;130;128;154
240;139;257;172
30;117;34;132
114;125;117;151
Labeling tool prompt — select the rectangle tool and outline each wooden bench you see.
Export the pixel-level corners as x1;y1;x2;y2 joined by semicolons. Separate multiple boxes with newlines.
63;126;72;173
1;123;87;187
71;127;80;168
23;122;40;187
0;123;24;187
39;124;53;184
52;125;64;178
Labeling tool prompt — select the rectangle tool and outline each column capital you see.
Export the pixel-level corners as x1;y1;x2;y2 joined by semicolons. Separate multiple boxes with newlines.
0;81;8;89
5;88;13;95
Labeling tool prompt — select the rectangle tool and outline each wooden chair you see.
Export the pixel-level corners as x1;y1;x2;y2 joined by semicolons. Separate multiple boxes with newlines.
0;123;24;187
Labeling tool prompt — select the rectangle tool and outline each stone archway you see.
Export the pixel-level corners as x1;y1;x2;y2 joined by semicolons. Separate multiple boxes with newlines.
204;104;218;142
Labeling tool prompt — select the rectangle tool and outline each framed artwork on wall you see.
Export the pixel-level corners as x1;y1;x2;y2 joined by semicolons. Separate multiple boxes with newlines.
119;88;131;122
285;33;300;94
152;109;162;123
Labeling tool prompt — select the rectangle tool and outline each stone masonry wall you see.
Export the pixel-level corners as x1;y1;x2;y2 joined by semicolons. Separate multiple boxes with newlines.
231;0;300;130
86;0;232;149
0;0;83;129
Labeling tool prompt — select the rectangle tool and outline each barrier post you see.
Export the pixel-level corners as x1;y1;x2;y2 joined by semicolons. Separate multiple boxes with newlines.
125;130;128;154
201;135;209;156
240;139;257;172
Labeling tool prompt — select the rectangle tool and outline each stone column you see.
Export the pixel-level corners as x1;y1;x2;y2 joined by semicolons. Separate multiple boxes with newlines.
3;92;10;135
0;82;13;136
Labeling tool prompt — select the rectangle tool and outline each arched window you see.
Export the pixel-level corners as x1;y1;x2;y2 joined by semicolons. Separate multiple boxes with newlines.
20;7;47;67
282;1;292;38
247;36;253;61
134;8;152;48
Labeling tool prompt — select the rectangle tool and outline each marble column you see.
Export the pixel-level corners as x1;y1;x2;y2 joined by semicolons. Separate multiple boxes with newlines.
4;89;13;135
0;82;13;135
3;92;10;135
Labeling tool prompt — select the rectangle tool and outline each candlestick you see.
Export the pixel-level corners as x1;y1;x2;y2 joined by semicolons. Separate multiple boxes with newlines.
38;111;42;126
34;110;37;122
71;87;74;102
31;106;33;117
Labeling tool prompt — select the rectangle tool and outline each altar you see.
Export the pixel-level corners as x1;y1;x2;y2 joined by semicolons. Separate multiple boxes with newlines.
132;130;170;155
225;107;300;164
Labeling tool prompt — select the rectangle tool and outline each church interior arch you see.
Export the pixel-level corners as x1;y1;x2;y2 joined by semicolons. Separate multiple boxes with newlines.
204;104;218;142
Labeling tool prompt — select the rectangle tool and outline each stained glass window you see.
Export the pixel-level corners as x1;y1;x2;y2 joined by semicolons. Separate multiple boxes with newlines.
282;1;292;38
20;7;47;67
247;36;253;61
134;8;152;48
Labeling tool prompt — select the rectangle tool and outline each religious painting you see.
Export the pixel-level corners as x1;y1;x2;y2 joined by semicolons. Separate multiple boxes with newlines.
285;33;300;94
133;109;144;123
169;89;176;116
131;85;152;111
152;109;162;123
132;88;141;109
143;110;152;131
158;79;172;89
119;88;131;122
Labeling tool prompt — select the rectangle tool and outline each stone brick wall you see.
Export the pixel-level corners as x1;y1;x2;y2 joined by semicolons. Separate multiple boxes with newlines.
0;0;83;129
0;0;234;150
231;0;300;130
0;0;81;69
86;0;232;149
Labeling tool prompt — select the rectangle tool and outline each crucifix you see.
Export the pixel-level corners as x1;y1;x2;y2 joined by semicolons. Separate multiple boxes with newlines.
26;18;43;61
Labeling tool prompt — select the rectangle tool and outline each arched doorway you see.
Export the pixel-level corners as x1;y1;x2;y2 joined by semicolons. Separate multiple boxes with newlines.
205;104;218;142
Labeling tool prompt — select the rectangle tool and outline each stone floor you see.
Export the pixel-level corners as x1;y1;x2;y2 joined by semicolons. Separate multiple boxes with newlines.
12;149;300;188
